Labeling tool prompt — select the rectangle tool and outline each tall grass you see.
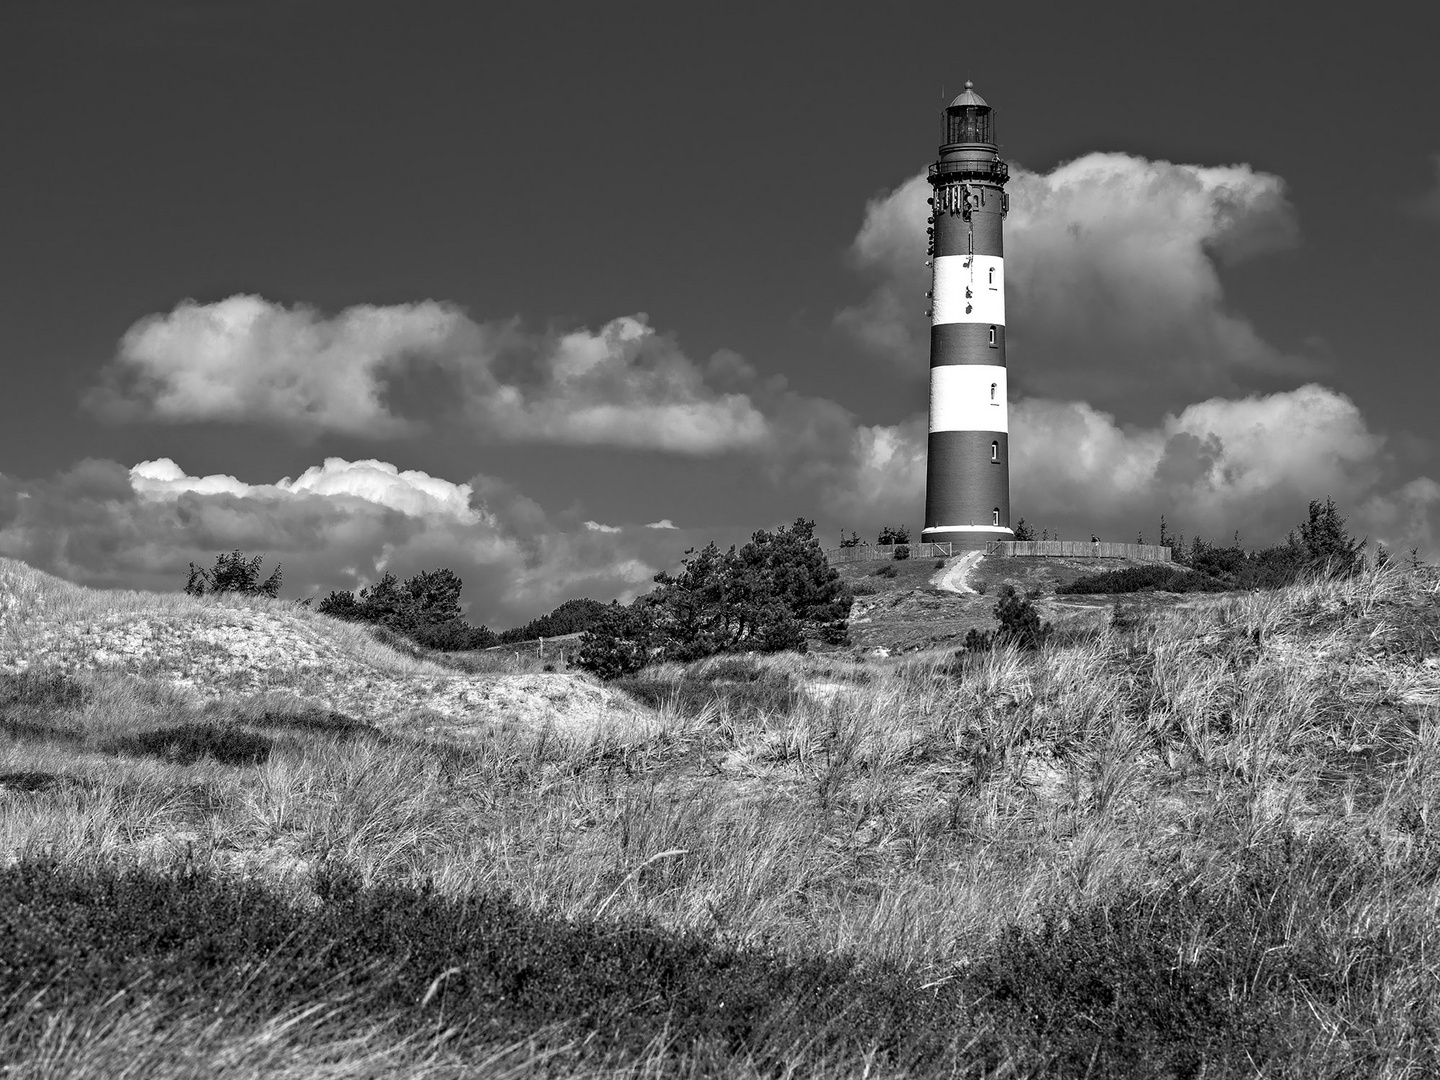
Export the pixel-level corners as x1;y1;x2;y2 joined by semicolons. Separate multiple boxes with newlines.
3;561;1440;1075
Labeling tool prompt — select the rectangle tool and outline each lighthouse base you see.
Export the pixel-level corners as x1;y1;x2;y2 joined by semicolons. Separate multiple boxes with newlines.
921;526;1014;551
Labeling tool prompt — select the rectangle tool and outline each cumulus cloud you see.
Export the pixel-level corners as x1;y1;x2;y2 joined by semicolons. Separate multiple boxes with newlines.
780;385;1439;559
584;520;622;533
838;153;1309;411
1009;384;1387;537
645;519;677;530
0;456;684;624
89;296;463;436
90;297;770;454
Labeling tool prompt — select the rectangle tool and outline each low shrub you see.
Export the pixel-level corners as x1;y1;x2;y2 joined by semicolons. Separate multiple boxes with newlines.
0;771;64;795
0;669;87;714
872;564;899;579
615;662;802;720
965;836;1424;1076
235;705;371;738
0;862;967;1075
1060;564;1228;595
960;586;1052;652
102;724;273;767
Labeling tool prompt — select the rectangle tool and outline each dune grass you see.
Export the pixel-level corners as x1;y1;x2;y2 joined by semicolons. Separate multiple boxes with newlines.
2;561;1440;1075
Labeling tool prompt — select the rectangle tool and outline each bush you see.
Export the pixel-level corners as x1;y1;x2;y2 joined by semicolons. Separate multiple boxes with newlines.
963;586;1051;651
184;551;282;598
873;564;899;579
578;519;853;677
892;544;910;561
318;569;496;651
576;603;658;680
1164;497;1366;591
1060;565;1227;596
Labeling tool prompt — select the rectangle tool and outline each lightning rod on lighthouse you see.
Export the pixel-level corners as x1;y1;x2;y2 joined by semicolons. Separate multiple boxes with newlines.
921;81;1013;549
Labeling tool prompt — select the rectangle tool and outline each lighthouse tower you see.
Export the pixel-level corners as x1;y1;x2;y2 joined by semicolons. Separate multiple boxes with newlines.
922;82;1012;548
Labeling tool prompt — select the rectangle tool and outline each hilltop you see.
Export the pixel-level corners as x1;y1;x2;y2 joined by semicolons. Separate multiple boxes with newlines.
3;554;1440;1076
838;552;1173;653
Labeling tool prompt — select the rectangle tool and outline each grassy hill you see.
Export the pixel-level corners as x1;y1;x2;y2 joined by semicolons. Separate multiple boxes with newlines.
3;555;1440;1076
837;553;1169;654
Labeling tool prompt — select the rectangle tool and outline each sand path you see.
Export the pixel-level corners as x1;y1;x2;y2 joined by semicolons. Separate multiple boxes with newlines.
932;550;985;594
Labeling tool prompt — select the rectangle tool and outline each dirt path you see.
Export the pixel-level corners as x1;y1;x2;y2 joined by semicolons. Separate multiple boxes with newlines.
933;550;985;594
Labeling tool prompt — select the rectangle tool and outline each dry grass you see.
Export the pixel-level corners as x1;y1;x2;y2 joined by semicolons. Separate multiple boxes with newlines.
4;558;1440;1074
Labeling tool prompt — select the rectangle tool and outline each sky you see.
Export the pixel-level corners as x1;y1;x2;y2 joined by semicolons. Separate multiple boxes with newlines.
2;0;1437;626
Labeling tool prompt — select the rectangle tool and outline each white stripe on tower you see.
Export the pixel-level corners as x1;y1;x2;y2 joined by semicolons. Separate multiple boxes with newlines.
930;255;1004;327
929;366;1007;433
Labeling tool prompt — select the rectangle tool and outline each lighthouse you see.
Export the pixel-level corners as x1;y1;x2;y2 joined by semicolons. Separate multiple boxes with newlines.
922;82;1012;548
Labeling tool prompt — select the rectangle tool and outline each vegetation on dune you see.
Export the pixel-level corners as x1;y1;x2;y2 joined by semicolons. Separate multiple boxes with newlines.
1064;497;1370;595
577;518;852;679
496;597;608;645
184;550;284;599
317;568;498;651
962;584;1053;652
6;537;1440;1075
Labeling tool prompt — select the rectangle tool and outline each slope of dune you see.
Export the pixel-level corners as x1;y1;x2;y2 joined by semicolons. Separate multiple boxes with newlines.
0;557;647;738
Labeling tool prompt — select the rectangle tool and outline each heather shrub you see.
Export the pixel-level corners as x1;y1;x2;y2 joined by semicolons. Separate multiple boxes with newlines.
0;863;968;1075
614;660;802;720
0;668;87;713
103;724;273;767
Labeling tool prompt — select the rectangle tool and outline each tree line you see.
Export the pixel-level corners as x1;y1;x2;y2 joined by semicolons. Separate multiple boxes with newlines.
177;517;850;672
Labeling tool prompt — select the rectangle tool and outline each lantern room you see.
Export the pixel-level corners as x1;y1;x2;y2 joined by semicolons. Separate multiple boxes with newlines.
943;81;994;147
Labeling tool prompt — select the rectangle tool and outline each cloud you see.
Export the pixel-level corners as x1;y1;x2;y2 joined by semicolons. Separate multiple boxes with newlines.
584;520;622;533
0;457;684;624
779;385;1438;559
1408;153;1440;222
89;296;463;437
645;519;677;530
1009;384;1386;537
1361;478;1440;558
837;153;1308;411
90;298;771;454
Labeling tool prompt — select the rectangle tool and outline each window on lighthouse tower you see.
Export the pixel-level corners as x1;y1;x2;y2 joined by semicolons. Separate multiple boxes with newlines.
991;441;999;461
990;382;997;402
988;326;997;347
992;508;1000;526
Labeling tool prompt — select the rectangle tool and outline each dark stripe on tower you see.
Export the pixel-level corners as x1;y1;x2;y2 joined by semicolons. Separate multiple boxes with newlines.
933;203;1004;257
930;323;1006;367
923;431;1010;531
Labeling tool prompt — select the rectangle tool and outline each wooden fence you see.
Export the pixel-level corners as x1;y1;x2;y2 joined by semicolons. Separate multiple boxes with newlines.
986;541;1172;562
824;542;953;564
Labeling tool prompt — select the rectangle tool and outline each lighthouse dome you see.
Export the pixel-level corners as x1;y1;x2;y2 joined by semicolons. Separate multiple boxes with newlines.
950;81;988;108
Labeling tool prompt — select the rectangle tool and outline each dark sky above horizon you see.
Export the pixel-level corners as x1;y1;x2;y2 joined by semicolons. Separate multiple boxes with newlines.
2;0;1436;622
